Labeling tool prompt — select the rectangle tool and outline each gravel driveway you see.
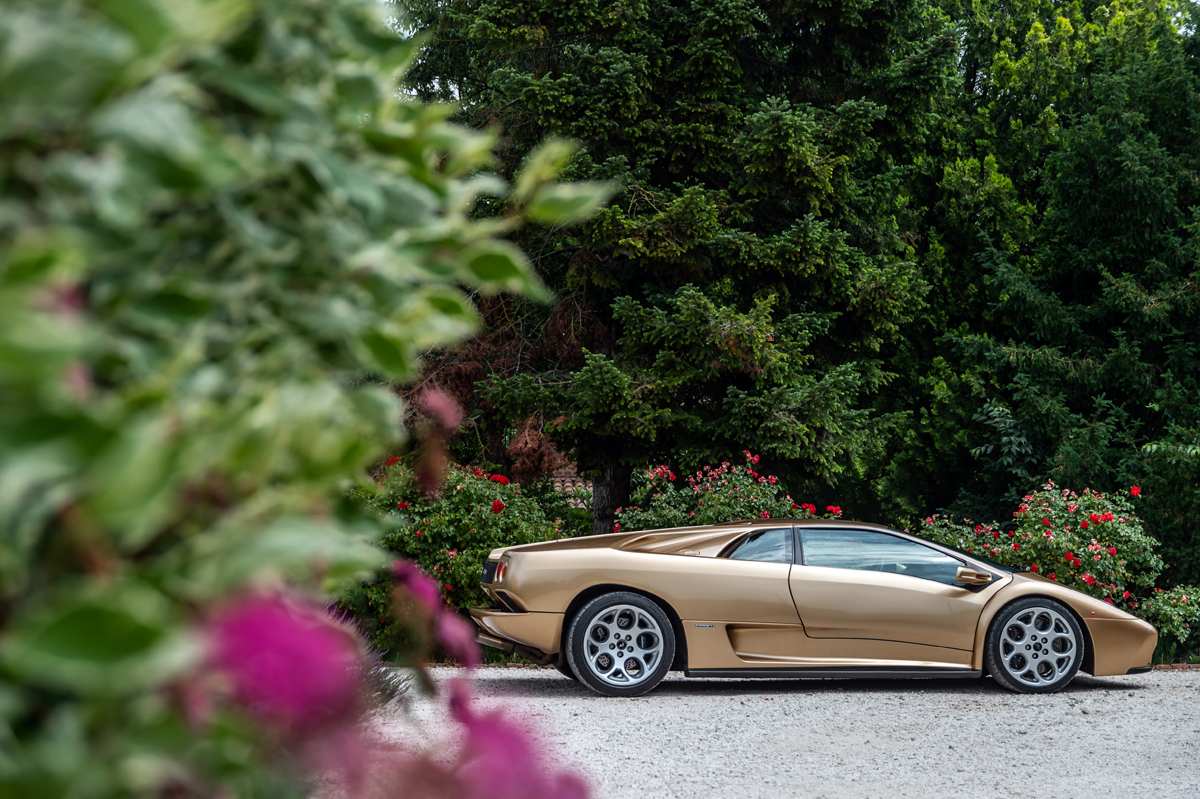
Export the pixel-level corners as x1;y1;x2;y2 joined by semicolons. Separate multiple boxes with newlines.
375;666;1200;798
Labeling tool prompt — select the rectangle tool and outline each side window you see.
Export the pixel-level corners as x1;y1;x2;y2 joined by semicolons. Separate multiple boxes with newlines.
800;529;963;585
726;528;794;564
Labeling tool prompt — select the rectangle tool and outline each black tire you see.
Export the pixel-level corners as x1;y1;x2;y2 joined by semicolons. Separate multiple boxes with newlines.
554;656;578;681
985;597;1084;693
566;592;675;697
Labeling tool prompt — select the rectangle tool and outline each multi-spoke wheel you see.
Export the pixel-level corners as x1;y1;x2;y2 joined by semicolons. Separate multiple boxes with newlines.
566;592;675;697
986;598;1083;693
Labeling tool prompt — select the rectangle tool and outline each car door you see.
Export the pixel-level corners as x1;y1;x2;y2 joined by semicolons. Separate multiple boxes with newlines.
788;528;990;652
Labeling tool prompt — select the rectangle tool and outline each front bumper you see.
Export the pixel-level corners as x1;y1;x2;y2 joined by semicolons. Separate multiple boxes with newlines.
1084;617;1157;676
469;606;564;655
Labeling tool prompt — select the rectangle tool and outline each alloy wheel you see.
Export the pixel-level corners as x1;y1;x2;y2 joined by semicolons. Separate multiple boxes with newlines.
998;606;1079;689
582;604;665;688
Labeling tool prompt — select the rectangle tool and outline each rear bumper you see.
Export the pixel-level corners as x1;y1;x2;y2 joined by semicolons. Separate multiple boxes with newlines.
469;606;564;655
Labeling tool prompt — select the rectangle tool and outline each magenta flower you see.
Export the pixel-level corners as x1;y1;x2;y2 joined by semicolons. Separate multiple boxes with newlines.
436;612;481;667
419;386;463;430
392;560;442;613
208;594;360;733
448;681;589;799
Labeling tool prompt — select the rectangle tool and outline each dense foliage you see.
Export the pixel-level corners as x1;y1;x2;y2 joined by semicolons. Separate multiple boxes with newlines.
399;0;1200;595
919;483;1198;641
401;0;956;533
344;462;577;651
615;452;843;531
0;0;600;795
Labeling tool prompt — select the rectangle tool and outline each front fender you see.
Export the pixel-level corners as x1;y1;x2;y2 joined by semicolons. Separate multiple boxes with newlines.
971;574;1157;675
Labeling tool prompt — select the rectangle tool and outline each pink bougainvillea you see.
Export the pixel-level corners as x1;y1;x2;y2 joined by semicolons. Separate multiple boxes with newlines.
436;613;482;668
208;594;361;734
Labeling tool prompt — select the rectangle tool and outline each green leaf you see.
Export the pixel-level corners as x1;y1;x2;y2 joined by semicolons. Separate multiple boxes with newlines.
465;245;523;281
511;138;579;204
1;585;193;692
183;516;388;597
526;181;615;225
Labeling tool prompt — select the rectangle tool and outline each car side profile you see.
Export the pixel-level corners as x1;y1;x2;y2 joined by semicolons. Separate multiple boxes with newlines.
470;519;1157;697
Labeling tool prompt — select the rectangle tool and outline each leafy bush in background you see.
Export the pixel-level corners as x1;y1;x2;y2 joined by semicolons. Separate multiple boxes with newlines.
919;483;1198;643
344;462;568;652
615;452;843;532
0;0;604;795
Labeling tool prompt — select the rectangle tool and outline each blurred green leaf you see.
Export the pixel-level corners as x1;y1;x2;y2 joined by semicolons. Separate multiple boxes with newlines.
2;586;193;692
526;181;615;226
511;137;578;204
183;516;388;596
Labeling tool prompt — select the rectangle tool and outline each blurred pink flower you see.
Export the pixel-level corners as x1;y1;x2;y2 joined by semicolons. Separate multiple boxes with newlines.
436;613;481;667
419;387;463;430
208;594;360;733
448;681;589;799
392;560;442;613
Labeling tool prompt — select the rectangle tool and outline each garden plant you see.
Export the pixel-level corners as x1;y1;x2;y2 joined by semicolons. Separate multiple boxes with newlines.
0;0;605;796
918;482;1199;645
343;461;575;652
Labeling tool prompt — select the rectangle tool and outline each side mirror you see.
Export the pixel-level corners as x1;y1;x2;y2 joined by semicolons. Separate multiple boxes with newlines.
956;566;992;586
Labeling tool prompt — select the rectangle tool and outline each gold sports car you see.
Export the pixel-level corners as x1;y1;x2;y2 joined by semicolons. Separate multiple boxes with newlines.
471;519;1157;697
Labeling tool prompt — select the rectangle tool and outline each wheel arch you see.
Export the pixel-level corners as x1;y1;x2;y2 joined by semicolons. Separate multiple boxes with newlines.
975;592;1095;676
561;583;688;671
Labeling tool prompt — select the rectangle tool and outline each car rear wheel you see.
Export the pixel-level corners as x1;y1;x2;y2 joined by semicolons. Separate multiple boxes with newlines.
566;592;674;697
985;597;1083;693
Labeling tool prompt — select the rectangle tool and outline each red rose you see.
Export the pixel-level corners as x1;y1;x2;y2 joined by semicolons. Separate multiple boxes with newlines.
1108;546;1116;556
1012;543;1020;552
1104;598;1113;604
1131;486;1141;496
1048;574;1057;581
1030;564;1039;572
489;474;510;485
1073;558;1082;567
491;499;505;514
385;456;402;468
1042;518;1051;526
1064;552;1074;561
1123;591;1131;599
826;505;842;516
1082;573;1096;585
1080;521;1089;529
397;501;410;510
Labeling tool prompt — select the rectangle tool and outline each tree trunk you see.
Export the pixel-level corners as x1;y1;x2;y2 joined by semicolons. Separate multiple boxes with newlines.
591;465;632;537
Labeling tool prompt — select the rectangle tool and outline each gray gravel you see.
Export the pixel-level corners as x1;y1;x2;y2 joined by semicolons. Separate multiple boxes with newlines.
375;667;1200;798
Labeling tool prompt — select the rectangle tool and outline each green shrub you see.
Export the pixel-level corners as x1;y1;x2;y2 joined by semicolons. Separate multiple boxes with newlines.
346;462;564;651
615;452;841;532
919;482;1198;641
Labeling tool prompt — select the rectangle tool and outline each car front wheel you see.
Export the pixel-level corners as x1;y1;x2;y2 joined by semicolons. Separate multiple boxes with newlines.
566;592;675;697
985;597;1083;693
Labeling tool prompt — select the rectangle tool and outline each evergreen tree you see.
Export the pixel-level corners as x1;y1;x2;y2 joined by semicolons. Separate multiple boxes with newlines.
402;0;959;532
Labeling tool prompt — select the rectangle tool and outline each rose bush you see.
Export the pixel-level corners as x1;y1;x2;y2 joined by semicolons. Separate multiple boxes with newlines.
918;482;1198;642
614;452;841;532
343;463;565;652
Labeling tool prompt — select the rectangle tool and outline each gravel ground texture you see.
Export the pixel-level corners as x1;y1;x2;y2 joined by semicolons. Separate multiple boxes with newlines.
374;666;1200;799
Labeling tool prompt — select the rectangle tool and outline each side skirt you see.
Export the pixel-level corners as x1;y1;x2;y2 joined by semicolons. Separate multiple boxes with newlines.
685;667;982;679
